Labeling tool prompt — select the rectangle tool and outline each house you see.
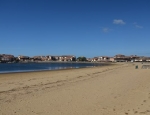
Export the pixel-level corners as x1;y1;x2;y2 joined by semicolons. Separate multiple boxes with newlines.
0;54;15;62
114;54;125;58
61;55;76;61
109;57;115;62
92;57;98;62
97;56;110;62
87;58;93;62
146;57;150;62
46;55;55;61
40;56;47;61
52;56;60;61
33;56;48;61
114;54;130;62
33;56;42;61
52;55;76;62
134;56;147;62
18;55;30;61
58;56;64;61
130;55;139;62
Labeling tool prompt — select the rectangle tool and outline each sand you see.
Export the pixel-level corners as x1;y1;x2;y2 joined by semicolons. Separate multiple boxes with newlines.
0;63;150;115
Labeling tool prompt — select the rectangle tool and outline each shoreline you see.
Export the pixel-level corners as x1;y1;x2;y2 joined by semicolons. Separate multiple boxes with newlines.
0;61;114;64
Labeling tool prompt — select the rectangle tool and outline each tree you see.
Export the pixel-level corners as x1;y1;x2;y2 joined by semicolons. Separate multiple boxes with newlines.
77;57;87;61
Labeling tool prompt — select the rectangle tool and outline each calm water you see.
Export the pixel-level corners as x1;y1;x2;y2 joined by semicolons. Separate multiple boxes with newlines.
0;62;103;73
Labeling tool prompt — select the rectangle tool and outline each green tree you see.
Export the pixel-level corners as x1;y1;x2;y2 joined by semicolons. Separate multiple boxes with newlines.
77;57;87;61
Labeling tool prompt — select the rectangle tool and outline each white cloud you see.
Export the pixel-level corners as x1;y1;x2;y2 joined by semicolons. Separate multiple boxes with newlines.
133;22;143;29
135;25;143;28
102;28;109;33
102;27;111;33
101;27;112;33
113;19;126;25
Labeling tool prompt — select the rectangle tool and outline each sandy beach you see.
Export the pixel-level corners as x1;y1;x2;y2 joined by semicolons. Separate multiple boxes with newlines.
0;63;150;115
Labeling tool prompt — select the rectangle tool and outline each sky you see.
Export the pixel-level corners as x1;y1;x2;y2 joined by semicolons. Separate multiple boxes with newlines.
0;0;150;58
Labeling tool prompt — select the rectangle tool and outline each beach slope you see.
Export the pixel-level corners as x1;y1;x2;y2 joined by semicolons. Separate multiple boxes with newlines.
0;63;150;115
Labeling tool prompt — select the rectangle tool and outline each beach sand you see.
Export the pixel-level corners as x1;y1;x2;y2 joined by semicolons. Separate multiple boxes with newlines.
0;63;150;115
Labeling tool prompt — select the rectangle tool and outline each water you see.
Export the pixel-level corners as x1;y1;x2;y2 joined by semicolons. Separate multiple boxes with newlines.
0;62;103;73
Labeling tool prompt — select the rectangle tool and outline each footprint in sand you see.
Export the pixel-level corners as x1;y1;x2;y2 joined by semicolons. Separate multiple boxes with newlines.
143;100;147;103
134;111;138;114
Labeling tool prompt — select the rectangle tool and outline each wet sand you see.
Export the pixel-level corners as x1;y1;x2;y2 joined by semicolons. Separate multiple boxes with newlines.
0;63;150;115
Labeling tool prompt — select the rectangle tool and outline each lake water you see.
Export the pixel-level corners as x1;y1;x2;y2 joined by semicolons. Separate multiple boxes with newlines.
0;62;104;73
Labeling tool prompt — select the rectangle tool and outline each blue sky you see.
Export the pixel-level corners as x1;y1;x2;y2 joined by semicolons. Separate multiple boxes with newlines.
0;0;150;57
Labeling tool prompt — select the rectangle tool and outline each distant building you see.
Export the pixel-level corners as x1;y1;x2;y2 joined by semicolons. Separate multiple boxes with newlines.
97;56;110;62
134;56;147;62
146;57;150;62
92;57;98;62
18;55;30;61
52;56;60;61
109;57;115;62
40;56;47;61
87;58;93;62
114;54;130;62
61;55;76;61
33;56;42;61
46;55;55;61
0;54;15;62
130;55;139;62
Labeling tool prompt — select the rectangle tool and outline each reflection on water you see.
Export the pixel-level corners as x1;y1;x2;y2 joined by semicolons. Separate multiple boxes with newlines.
0;62;103;73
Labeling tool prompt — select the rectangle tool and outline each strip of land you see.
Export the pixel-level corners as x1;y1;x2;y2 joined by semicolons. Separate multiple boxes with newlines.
0;63;150;115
